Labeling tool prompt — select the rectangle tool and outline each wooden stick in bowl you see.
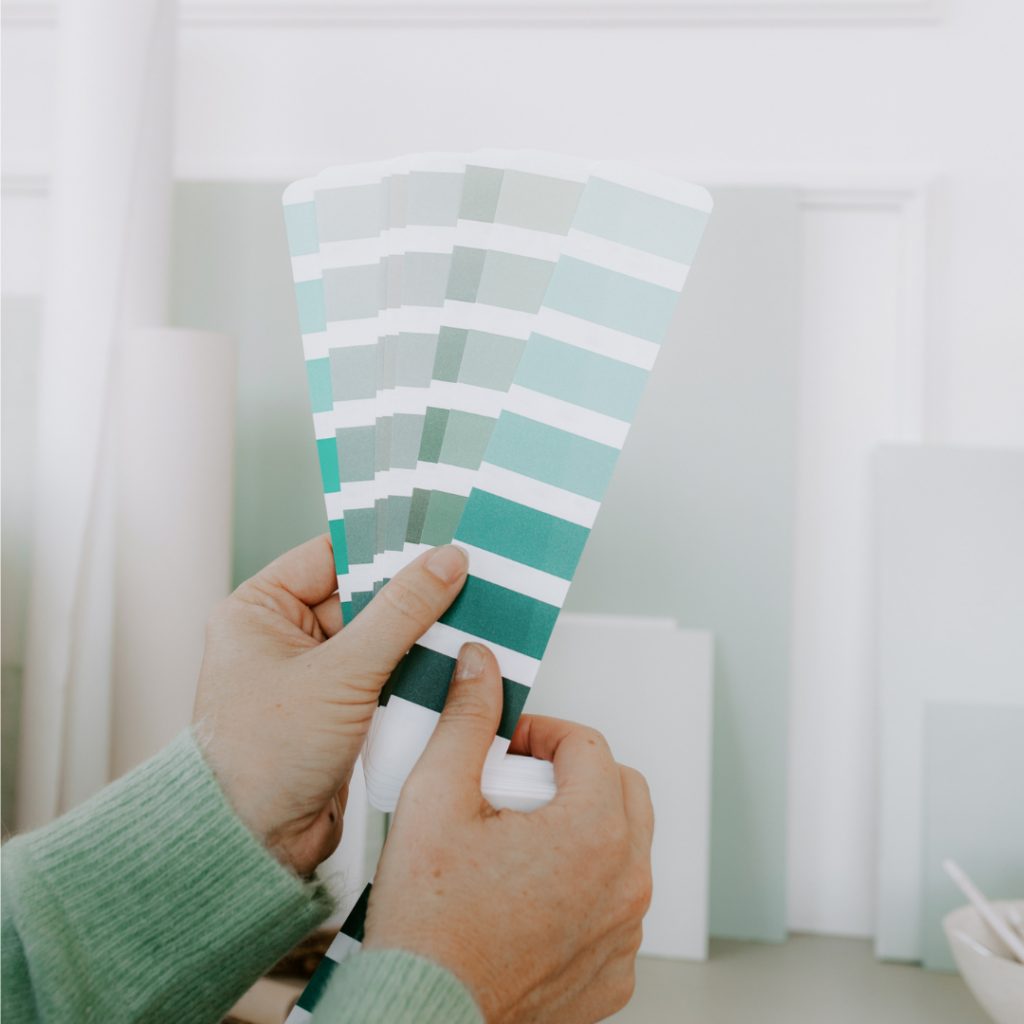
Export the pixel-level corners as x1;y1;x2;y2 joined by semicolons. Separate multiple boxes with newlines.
943;859;1024;964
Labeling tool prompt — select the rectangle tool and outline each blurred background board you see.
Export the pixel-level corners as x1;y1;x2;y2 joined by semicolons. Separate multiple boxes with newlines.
169;183;329;588
529;613;713;961
874;446;1024;961
564;189;801;942
922;703;1024;972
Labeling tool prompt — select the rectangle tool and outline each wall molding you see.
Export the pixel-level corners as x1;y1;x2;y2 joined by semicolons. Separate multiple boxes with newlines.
2;167;933;447
1;1;943;30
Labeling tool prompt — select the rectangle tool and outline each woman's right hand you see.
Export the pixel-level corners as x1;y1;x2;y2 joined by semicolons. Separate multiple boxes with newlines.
363;642;655;1024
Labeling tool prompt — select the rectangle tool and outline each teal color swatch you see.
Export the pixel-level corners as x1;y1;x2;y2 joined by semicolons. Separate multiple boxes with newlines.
316;437;340;493
455;489;589;581
440;576;560;661
328;518;349;575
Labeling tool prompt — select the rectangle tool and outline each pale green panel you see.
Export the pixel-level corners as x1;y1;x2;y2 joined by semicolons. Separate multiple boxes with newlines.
563;189;801;941
922;703;1024;972
170;183;326;588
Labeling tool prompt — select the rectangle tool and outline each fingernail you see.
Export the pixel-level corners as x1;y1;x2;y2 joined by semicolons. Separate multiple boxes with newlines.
425;545;468;585
456;643;486;681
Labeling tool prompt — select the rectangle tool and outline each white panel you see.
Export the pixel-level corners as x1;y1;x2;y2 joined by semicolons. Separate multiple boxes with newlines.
528;613;714;961
786;203;906;937
874;447;1024;961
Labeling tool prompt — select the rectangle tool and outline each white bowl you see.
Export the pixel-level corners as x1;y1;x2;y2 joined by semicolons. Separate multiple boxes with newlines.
943;900;1024;1024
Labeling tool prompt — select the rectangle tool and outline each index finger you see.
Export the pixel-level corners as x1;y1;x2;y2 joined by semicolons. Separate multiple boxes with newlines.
245;533;340;609
509;714;623;816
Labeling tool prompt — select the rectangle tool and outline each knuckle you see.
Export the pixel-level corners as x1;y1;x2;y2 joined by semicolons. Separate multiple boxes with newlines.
443;690;494;729
380;577;435;628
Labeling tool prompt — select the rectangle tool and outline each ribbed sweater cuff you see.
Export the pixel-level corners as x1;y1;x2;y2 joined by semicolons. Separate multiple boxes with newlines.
315;949;484;1024
4;728;333;1024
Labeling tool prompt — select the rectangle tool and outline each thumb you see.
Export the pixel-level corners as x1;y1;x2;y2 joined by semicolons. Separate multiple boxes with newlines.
326;545;468;682
404;643;503;813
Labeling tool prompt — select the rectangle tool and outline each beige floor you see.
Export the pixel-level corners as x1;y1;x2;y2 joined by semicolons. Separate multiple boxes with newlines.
610;934;991;1024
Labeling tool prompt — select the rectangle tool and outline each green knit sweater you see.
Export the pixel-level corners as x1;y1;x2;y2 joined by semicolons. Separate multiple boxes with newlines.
1;730;483;1024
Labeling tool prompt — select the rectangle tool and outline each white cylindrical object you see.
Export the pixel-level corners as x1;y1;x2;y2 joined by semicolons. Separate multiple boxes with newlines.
17;0;177;828
112;328;237;777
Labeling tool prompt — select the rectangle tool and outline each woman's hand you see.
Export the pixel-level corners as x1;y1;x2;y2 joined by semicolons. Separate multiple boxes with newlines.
192;536;468;876
364;643;655;1024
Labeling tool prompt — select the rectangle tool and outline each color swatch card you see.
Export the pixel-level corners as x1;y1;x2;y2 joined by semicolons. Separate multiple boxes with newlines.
284;152;712;812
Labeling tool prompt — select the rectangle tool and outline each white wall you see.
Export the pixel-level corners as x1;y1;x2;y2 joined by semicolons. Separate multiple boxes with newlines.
3;0;1023;938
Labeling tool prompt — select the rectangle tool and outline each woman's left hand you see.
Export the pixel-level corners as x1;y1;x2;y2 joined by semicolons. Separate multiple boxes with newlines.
192;536;468;876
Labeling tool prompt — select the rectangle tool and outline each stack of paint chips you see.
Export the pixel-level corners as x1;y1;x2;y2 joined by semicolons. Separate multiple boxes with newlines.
283;151;712;814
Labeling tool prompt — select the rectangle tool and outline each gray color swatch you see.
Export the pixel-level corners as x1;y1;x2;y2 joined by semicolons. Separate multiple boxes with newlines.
476;250;556;313
407;171;464;226
391;413;426;469
315;182;380;242
458;331;528;392
446;247;486;303
336;425;375;482
394;333;438;388
330;345;377;401
459;165;503;223
402;252;451;308
494;170;585;236
323;264;380;322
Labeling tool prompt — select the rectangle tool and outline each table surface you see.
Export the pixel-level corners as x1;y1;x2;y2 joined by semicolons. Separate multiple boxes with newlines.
611;933;992;1024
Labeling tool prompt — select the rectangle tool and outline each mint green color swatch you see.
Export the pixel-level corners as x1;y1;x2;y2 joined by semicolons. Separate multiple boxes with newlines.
284;200;319;257
543;257;678;344
514;334;649;422
486;411;619;502
305;358;333;414
574;176;709;264
293;280;326;335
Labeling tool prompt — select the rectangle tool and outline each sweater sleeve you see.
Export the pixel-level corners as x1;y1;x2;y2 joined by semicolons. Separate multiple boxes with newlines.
1;728;334;1024
310;949;484;1024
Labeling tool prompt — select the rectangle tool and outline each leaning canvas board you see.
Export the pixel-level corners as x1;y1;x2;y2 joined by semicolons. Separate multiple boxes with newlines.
528;613;714;961
874;446;1024;961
